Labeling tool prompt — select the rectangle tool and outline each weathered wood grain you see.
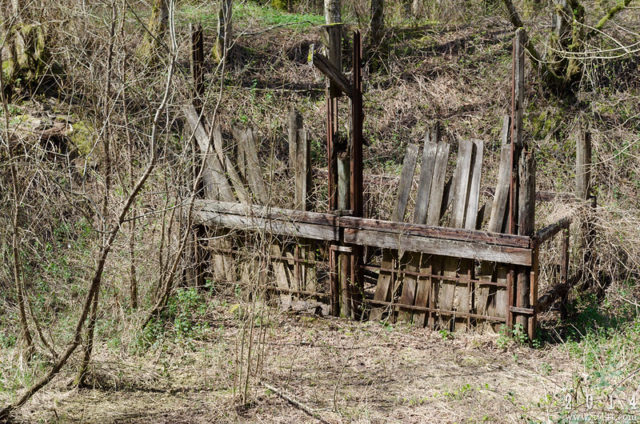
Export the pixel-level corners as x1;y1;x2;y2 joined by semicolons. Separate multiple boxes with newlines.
399;131;438;323
371;143;419;321
440;139;474;329
343;228;532;266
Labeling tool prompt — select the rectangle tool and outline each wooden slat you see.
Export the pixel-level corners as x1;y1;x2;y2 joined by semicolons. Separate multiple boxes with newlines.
481;116;512;325
235;127;268;204
195;207;340;242
196;200;531;248
184;105;234;201
338;216;530;247
399;131;438;323
455;139;483;330
464;140;484;231
213;126;250;204
413;136;439;224
441;139;474;329
488;116;512;233
312;52;353;98
393;143;420;222
183;105;237;283
343;228;532;266
533;216;571;246
427;143;451;226
517;151;535;331
288;108;302;172
450;139;474;227
295;129;311;211
371;143;419;321
419;141;449;327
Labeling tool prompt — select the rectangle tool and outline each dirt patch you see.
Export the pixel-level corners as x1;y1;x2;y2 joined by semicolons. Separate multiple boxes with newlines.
5;311;577;423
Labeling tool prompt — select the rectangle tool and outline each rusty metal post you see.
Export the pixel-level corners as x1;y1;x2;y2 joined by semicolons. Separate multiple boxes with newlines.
323;24;343;316
191;23;204;113
349;30;364;318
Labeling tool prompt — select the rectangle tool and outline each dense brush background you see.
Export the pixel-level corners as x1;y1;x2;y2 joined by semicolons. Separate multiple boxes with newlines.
1;0;640;422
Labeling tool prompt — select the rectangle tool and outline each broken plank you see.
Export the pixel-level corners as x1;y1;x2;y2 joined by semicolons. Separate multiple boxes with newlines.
371;143;419;321
399;131;438;323
440;139;474;329
426;143;450;226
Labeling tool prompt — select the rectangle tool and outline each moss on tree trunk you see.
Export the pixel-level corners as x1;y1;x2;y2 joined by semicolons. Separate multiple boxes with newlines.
137;0;168;65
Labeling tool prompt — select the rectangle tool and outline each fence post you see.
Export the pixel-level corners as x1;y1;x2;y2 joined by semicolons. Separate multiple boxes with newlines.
184;23;207;289
349;30;364;318
576;128;596;290
509;28;536;339
321;24;343;316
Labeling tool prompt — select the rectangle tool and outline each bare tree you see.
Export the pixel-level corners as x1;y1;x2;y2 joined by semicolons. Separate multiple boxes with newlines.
0;0;178;417
137;0;168;63
501;0;637;94
214;0;233;63
324;0;341;24
370;0;384;48
0;62;35;363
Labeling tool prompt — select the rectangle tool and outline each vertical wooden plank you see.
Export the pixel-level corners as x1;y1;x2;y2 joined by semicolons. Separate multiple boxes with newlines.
240;128;269;204
398;130;438;323
290;111;316;296
370;143;419;321
295;129;311;211
482;116;512;327
213;126;250;204
488;116;512;233
426;143;450;227
454;138;483;330
440;139;474;330
271;244;292;309
576;129;592;201
529;249;539;341
516;151;535;331
413;133;439;224
506;29;525;333
422;142;450;328
337;156;350;210
576;129;596;291
464;140;484;231
288;108;302;173
183;106;236;283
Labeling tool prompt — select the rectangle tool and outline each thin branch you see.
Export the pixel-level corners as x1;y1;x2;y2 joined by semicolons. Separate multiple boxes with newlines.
0;3;177;417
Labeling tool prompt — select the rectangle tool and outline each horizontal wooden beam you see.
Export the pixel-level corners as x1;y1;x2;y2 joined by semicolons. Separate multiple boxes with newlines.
312;52;353;98
344;228;532;266
338;215;531;248
194;200;340;242
532;216;572;247
194;200;534;266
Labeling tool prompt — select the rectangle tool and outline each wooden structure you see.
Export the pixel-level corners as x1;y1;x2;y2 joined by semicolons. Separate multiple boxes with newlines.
185;28;579;339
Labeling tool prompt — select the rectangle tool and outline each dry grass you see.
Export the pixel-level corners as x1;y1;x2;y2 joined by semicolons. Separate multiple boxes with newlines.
2;308;578;423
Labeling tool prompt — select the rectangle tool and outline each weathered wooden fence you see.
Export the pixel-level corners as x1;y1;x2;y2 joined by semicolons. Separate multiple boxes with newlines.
184;27;581;339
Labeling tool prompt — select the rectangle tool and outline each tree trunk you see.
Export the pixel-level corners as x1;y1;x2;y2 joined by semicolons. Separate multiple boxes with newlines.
370;0;384;47
411;0;422;17
214;0;233;63
137;0;168;64
324;0;341;24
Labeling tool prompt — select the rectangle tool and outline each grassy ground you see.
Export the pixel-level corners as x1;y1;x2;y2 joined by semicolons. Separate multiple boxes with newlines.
3;290;640;423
